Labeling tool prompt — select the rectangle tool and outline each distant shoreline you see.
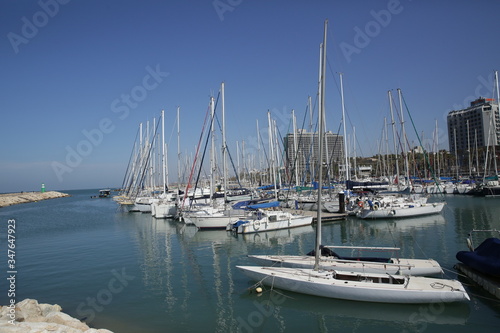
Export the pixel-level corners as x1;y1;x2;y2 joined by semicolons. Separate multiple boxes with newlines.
0;191;70;208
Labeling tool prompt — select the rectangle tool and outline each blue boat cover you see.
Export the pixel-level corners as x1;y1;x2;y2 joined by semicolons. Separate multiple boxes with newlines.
456;238;500;277
247;201;280;209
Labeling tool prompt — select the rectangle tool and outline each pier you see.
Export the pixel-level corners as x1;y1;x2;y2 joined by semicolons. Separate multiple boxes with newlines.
456;263;500;300
0;191;70;208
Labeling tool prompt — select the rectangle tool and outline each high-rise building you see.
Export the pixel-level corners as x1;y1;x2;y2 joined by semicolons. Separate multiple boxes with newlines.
447;97;499;156
283;130;345;183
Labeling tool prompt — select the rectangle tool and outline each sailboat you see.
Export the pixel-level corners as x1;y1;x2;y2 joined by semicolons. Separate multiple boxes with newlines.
150;110;180;219
237;20;469;303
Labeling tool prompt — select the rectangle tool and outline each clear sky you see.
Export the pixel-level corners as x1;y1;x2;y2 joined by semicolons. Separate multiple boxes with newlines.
1;0;500;192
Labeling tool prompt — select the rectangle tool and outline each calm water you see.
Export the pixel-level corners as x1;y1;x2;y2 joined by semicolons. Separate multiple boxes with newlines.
1;189;500;332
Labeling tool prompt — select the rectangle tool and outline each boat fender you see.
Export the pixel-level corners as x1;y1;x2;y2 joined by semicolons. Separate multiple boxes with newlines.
466;238;474;251
254;220;261;231
389;209;396;216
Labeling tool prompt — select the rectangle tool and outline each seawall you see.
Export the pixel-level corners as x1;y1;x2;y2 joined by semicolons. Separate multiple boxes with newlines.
0;299;113;333
0;191;70;208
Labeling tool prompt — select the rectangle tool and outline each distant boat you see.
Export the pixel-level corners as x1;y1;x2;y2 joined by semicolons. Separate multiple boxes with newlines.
98;189;111;198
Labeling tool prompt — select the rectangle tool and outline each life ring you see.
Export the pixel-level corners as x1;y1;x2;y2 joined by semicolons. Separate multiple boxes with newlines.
358;201;364;207
254;220;261;231
373;204;379;210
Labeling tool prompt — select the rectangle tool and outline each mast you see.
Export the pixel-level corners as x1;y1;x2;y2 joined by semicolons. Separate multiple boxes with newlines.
314;19;327;271
256;120;262;185
454;127;459;179
210;96;215;205
292;109;299;186
467;119;471;178
160;112;167;194
388;91;400;187
268;111;278;200
494;70;499;175
177;106;181;188
340;73;349;181
221;82;228;205
353;126;357;179
398;89;410;187
308;96;314;182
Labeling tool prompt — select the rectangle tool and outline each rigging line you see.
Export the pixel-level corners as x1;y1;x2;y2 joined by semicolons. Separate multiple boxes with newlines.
181;103;212;207
121;126;141;190
401;92;444;197
191;101;218;207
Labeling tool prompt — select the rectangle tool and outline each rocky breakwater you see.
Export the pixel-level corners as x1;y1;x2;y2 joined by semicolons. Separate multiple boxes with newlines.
0;191;70;208
0;299;113;333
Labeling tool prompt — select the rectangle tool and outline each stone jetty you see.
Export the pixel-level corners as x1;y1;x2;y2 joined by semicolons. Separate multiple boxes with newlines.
0;191;70;208
0;299;113;333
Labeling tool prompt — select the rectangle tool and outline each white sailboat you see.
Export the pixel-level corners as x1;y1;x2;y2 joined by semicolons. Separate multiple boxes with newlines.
357;200;445;219
151;110;179;219
237;20;469;303
226;201;313;234
248;245;443;276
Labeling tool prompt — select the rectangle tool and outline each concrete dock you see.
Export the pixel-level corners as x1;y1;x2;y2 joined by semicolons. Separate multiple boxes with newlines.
456;263;500;300
0;191;70;208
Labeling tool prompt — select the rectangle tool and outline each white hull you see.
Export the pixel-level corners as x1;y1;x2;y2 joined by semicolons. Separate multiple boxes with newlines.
237;266;469;304
151;202;178;219
247;255;443;276
187;211;249;230
358;202;445;219
229;211;313;234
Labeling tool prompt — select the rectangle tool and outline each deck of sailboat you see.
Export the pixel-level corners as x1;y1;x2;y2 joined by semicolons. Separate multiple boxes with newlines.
280;207;347;222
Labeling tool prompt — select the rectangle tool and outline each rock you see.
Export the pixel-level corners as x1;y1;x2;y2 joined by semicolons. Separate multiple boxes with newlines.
0;299;113;333
0;191;70;207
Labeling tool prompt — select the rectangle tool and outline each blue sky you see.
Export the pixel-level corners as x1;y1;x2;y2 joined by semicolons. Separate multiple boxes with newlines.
1;0;500;192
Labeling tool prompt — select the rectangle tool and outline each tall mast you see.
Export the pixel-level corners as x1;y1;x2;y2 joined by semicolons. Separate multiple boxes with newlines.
210;96;215;205
388;91;400;187
177;106;181;187
454;127;459;179
494;70;500;175
268;111;278;200
221;82;228;205
398;88;410;187
315;19;327;271
292;109;299;186
256;120;262;185
467;119;471;178
340;73;349;181
161;110;166;194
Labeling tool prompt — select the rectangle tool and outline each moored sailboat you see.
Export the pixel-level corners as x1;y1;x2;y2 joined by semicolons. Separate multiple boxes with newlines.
238;20;469;304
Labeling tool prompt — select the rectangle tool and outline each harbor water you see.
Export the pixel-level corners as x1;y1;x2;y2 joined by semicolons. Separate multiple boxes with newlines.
1;189;500;332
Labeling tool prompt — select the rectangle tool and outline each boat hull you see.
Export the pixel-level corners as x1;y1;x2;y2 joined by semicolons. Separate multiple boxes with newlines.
233;215;313;234
237;266;469;303
358;202;445;219
247;255;443;276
